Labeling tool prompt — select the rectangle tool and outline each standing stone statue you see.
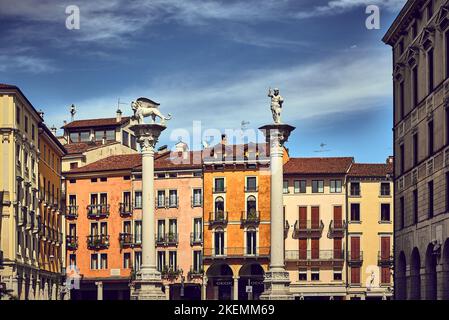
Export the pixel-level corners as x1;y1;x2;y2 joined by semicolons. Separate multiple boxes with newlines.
268;88;284;124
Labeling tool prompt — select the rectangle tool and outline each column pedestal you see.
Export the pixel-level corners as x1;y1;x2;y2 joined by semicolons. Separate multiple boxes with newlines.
259;124;295;300
129;123;167;300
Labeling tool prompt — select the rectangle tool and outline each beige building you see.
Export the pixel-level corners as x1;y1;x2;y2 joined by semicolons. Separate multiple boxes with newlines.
383;0;449;300
346;162;394;300
283;157;352;300
0;84;42;299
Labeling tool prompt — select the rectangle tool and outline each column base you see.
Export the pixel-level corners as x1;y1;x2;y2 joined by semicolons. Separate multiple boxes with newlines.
130;269;166;300
259;270;293;300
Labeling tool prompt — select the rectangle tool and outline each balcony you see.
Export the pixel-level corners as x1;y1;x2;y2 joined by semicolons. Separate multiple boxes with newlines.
66;235;78;250
87;235;110;250
188;266;204;279
212;187;226;194
293;220;324;239
285;250;345;267
209;211;228;226
328;220;346;238
203;247;270;260
66;205;78;219
161;266;181;279
119;203;133;217
87;204;110;219
190;233;203;246
378;251;393;267
347;251;364;266
119;233;135;247
241;210;260;225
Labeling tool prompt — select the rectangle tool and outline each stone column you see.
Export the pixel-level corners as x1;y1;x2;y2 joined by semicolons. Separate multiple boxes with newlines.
129;123;166;300
259;124;295;300
201;276;208;300
95;281;103;300
233;276;239;300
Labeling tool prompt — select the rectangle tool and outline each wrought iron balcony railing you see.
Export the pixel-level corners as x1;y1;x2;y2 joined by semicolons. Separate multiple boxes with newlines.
87;204;110;219
203;247;270;259
293;220;324;239
347;251;364;266
285;250;345;267
87;235;110;249
66;205;78;219
190;232;203;246
378;251;393;267
66;235;78;250
328;220;346;238
209;211;228;225
119;202;133;217
241;210;260;225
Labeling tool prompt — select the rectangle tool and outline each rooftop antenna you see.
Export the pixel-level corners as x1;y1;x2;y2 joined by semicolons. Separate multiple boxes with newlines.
314;143;331;153
70;104;76;122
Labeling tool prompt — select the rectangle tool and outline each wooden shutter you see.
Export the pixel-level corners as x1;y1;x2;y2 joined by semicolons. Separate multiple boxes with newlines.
311;206;319;228
333;206;342;228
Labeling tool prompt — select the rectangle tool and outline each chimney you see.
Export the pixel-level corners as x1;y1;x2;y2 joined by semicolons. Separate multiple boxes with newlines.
116;108;122;122
50;125;57;136
386;156;394;164
221;134;227;145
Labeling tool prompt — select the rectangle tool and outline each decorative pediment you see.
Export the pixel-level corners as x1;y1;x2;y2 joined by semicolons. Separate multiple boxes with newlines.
406;46;420;67
419;26;435;50
394;63;405;81
436;5;449;31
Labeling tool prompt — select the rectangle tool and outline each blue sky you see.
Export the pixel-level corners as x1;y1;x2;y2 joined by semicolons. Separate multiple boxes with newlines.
0;0;407;163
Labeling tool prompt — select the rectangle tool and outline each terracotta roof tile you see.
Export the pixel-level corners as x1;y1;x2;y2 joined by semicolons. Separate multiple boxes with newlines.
348;163;393;177
61;117;131;129
284;157;354;175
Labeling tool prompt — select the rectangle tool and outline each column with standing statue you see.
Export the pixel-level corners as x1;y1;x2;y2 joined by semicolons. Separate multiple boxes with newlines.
259;88;294;300
129;97;172;300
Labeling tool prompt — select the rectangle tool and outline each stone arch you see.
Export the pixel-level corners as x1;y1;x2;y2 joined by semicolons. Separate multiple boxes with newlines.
424;243;437;300
442;238;449;300
409;247;421;300
396;251;407;300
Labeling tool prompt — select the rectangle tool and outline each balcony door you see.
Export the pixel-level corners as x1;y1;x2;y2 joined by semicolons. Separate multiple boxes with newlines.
311;206;319;229
333;206;342;228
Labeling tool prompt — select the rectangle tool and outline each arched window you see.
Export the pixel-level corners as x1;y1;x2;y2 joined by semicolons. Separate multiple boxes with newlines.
246;227;257;255
214;228;225;256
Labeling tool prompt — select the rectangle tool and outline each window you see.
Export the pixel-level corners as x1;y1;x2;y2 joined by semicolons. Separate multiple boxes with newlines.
413;133;418;166
400;196;405;229
122;130;129;146
214;178;225;192
246;228;257;255
428;120;434;156
311;269;320;281
380;183;391;196
413;67;418;107
428;48;434;93
134;252;142;271
134;191;142;208
157;251;165;272
428;181;434;219
135;221;142;243
413;190;418;225
169;190;178;207
330;180;342;193
298;269;307;281
193;189;202;207
399;81;405;120
350;203;360;222
131;134;137;150
91;254;98;270
381;204;391;222
294;180;306;193
400;144;405;174
157;190;165;208
214;228;225;256
283;180;289;194
312;180;324;193
169;251;177;270
123;253;131;269
246;177;257;192
193;250;202;273
100;254;108;269
333;269;342;281
350;182;360;196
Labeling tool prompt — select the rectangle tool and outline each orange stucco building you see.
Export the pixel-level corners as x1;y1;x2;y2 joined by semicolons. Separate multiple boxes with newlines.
202;140;271;300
